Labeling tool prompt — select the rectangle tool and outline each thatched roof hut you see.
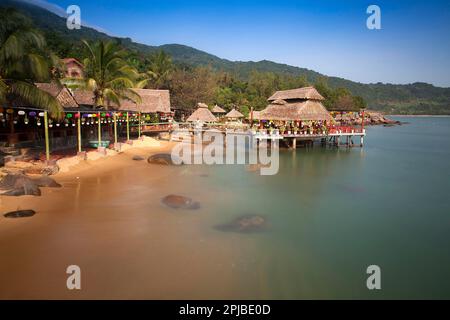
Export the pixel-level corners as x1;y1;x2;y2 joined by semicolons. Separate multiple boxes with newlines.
186;103;217;122
225;108;244;119
260;100;333;121
71;88;171;113
117;89;171;113
268;86;325;101
260;86;332;121
211;104;226;114
34;83;79;109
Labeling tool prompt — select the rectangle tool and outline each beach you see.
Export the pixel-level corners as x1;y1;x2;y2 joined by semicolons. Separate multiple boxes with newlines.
0;140;260;299
1;117;450;299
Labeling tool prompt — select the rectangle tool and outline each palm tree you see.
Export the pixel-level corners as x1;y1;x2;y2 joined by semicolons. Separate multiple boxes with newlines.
137;50;173;89
0;8;62;122
69;40;140;109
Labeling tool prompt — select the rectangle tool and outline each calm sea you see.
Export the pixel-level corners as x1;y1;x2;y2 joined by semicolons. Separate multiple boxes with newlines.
190;116;450;299
3;117;448;299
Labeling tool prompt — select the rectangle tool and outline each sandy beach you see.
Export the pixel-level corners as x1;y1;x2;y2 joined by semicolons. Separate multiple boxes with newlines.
0;140;259;299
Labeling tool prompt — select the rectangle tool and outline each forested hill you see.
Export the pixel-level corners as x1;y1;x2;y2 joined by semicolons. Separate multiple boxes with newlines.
3;0;450;114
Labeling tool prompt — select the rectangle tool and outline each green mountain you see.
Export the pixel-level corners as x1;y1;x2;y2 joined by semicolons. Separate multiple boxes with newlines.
3;0;450;114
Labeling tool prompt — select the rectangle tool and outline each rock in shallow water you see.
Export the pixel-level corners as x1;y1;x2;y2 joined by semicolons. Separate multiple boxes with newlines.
132;155;145;161
215;214;269;233
148;154;183;166
4;210;36;218
161;194;200;210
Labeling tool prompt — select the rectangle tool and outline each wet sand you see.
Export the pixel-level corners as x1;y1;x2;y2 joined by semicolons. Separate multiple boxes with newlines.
0;141;257;299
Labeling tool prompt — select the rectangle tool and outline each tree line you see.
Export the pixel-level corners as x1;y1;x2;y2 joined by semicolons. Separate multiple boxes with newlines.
1;7;366;119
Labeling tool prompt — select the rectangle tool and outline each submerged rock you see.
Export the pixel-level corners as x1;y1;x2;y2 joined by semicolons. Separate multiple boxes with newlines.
148;153;183;166
32;176;62;188
215;214;269;233
132;155;145;161
161;194;200;210
4;209;36;218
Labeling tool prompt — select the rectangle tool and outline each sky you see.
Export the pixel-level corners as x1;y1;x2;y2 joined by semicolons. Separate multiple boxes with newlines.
30;0;450;87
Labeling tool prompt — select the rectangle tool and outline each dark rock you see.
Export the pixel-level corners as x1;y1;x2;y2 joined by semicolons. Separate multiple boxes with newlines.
4;210;36;218
3;184;41;196
215;214;269;233
32;176;62;188
148;153;183;166
132;155;145;161
0;173;60;197
161;194;200;210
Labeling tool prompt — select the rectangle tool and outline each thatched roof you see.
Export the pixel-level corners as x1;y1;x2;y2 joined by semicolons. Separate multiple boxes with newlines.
212;104;226;113
71;88;171;113
197;102;209;109
248;110;262;120
225;108;244;118
118;89;171;113
34;83;79;109
259;100;333;121
186;103;217;122
71;89;95;106
268;86;324;101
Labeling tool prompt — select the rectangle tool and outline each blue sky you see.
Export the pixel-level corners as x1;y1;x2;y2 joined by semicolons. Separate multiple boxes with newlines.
36;0;450;87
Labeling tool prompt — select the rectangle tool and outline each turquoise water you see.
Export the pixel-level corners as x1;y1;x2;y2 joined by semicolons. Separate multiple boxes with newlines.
193;117;450;299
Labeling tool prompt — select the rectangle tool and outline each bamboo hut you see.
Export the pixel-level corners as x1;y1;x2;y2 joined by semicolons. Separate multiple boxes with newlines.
71;88;171;114
211;105;226;114
225;108;244;120
259;87;333;122
186;103;217;122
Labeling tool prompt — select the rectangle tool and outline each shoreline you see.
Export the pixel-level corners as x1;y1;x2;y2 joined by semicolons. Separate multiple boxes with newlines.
0;138;253;299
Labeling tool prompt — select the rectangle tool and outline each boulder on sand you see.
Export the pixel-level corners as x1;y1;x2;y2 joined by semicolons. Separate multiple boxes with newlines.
0;173;60;196
161;194;200;210
4;210;36;218
148;153;183;166
215;214;269;233
33;176;62;188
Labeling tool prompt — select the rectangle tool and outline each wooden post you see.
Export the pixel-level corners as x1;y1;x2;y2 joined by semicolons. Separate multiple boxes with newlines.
77;112;81;153
250;107;254;128
97;111;101;148
126;112;130;141
44;111;50;161
361;109;365;131
113;112;118;144
138;112;141;138
292;138;296;149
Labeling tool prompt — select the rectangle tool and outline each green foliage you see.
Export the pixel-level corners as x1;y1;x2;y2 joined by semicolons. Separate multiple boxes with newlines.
137;50;173;89
0;7;61;116
3;0;450;114
69;40;140;109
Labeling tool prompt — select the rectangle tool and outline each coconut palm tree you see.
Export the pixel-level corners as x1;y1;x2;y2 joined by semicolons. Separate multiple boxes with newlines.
0;8;62;117
69;40;141;109
137;50;173;89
